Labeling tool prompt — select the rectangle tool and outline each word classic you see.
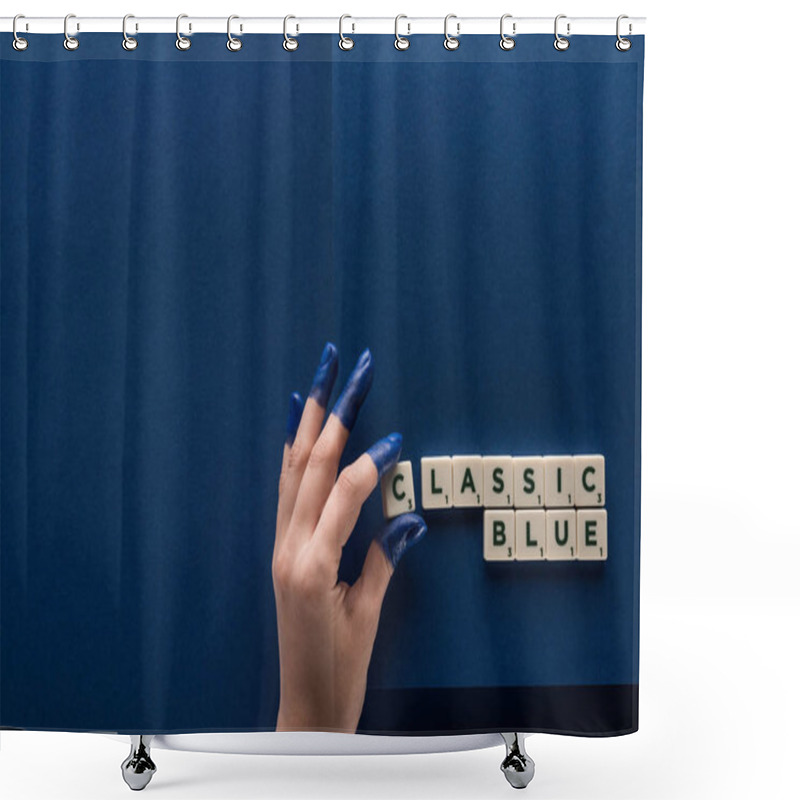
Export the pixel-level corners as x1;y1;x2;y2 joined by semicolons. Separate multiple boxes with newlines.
381;455;607;562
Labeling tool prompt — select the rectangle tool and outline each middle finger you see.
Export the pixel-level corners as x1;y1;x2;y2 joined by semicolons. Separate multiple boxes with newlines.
291;348;374;533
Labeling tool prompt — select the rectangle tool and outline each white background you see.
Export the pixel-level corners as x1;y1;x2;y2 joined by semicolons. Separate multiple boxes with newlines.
2;1;799;798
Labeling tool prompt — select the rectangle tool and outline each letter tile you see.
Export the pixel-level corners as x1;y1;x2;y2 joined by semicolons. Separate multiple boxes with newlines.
544;456;575;508
381;460;416;519
574;455;606;507
513;457;545;508
420;456;453;509
484;510;516;561
515;510;546;560
577;509;608;561
546;509;577;560
482;456;514;507
453;455;484;507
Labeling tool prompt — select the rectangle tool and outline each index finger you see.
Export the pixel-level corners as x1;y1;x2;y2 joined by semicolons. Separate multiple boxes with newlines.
276;343;339;537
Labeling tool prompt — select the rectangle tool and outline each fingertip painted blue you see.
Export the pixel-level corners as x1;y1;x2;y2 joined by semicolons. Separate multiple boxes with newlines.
378;514;427;570
309;342;339;408
331;348;373;431
366;432;402;478
285;392;304;445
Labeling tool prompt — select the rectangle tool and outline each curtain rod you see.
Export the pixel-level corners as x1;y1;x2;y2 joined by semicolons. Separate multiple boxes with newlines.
1;16;646;37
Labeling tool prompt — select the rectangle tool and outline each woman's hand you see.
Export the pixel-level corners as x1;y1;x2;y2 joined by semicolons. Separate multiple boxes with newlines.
273;344;426;733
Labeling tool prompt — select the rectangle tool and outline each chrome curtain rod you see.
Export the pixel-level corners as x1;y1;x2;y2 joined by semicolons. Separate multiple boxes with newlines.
1;16;645;36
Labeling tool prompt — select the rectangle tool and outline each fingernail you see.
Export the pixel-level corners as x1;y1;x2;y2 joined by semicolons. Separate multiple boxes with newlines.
378;514;427;570
309;342;339;408
366;432;402;478
332;349;374;431
285;391;304;445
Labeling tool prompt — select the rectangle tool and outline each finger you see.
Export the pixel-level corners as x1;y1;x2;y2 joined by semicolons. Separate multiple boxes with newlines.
313;433;402;556
308;342;340;409
276;391;304;543
350;514;427;615
277;344;338;533
285;391;304;450
331;348;374;432
291;349;374;532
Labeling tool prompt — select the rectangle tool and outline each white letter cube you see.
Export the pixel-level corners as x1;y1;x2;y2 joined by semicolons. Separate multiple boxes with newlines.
381;460;416;519
420;456;453;509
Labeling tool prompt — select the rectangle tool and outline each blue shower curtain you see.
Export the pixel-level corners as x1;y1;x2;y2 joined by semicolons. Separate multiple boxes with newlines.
1;33;643;735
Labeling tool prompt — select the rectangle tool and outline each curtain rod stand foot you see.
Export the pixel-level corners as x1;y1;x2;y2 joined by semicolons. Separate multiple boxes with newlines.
121;735;157;791
500;733;535;789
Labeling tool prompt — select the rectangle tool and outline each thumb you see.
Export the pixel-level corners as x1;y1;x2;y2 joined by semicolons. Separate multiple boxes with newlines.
351;514;427;612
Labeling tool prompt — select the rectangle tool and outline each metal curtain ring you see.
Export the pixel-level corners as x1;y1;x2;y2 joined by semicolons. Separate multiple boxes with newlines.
443;14;460;51
176;14;191;50
553;14;570;51
394;14;410;50
339;14;354;50
500;14;515;50
283;15;298;51
616;14;632;51
122;14;138;50
227;15;242;51
63;13;79;50
12;14;28;51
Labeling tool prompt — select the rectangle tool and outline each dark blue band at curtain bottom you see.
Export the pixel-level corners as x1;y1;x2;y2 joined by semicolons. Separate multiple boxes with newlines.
1;686;637;736
358;684;638;736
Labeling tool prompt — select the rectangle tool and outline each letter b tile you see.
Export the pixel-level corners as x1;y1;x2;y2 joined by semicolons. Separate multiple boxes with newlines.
484;510;516;561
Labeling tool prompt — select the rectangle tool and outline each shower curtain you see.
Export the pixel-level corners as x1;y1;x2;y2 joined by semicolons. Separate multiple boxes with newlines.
1;32;643;736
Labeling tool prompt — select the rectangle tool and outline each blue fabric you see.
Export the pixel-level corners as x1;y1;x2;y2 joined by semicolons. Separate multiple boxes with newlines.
1;33;644;734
